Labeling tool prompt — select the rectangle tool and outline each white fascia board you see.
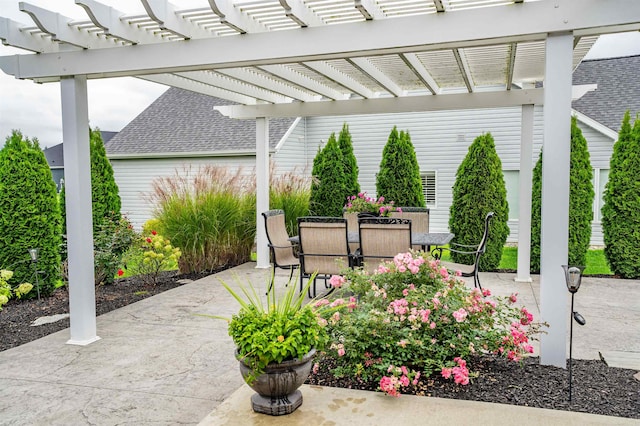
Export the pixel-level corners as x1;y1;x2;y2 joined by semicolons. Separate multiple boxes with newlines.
4;0;640;80
107;149;273;160
215;88;544;119
274;117;302;152
572;109;618;140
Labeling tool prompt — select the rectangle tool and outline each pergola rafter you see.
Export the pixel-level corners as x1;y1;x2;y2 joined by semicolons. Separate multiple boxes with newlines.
1;0;640;370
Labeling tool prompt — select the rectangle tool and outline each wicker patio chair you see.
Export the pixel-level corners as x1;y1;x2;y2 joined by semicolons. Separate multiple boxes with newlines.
433;212;495;291
391;207;429;250
357;217;412;273
262;209;299;294
297;216;352;298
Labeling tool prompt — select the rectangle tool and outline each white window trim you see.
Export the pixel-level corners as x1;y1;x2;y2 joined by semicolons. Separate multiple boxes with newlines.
421;171;437;208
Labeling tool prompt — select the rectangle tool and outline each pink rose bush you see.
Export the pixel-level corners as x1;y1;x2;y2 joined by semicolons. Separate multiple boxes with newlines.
316;251;545;397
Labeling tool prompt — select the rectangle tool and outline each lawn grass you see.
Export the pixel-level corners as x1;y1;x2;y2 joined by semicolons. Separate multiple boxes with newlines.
434;246;612;275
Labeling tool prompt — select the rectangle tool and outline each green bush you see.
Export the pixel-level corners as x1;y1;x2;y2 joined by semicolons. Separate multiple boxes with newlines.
376;127;425;207
309;133;346;216
270;169;311;236
530;117;594;272
150;165;256;273
338;123;360;200
602;111;640;278
0;131;62;296
449;133;509;270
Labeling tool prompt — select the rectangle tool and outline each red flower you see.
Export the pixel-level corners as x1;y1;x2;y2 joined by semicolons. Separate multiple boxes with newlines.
117;269;124;277
151;230;157;235
146;237;152;243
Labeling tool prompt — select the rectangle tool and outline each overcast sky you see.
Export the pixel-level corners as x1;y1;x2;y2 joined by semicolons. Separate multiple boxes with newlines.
1;0;640;148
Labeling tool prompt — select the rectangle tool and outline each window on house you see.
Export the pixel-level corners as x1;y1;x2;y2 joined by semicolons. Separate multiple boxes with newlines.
421;171;436;207
503;170;519;221
593;168;609;222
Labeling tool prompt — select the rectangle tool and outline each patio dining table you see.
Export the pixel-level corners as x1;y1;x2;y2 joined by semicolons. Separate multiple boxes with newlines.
289;232;454;253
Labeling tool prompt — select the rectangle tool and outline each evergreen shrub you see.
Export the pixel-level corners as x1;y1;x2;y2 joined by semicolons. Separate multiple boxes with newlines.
449;133;509;270
309;133;346;216
338;123;360;200
0;131;62;296
376;127;425;207
601;111;640;278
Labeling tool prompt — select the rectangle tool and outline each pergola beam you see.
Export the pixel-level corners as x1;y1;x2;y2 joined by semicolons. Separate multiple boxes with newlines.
348;57;405;97
259;64;348;100
215;88;544;119
3;0;639;81
303;60;376;99
218;67;319;102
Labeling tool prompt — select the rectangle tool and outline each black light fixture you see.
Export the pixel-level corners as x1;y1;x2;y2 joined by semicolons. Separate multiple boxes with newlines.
562;264;586;403
29;248;40;301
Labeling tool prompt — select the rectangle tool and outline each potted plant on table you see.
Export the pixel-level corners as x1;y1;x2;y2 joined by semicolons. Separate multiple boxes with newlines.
344;192;400;217
212;275;335;416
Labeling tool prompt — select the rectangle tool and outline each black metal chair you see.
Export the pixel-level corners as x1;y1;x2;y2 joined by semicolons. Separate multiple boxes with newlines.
262;210;299;294
433;212;495;291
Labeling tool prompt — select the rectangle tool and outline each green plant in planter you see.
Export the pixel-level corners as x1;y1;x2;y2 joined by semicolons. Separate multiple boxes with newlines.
344;192;400;217
214;275;334;384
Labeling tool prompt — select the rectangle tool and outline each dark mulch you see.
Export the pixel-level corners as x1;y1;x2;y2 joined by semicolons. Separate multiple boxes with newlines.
2;269;638;419
0;269;214;352
306;353;640;419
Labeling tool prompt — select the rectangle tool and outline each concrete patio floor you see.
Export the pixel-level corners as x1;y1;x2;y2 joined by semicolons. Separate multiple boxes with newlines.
0;263;638;425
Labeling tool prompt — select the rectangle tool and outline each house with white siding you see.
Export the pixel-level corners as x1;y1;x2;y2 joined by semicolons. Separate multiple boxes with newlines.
106;55;640;245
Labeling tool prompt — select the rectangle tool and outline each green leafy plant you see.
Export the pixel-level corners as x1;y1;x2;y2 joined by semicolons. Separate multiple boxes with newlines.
0;269;33;310
449;133;509;270
376;127;425;207
344;192;400;217
90;216;136;285
0;130;62;296
212;275;336;384
601;111;640;278
530;117;595;272
309;133;347;216
133;230;181;285
321;251;544;397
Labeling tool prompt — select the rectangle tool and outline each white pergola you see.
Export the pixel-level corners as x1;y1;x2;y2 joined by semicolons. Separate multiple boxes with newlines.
1;0;639;367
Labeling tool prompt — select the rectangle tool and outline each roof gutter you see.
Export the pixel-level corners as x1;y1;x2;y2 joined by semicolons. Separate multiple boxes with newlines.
107;148;276;160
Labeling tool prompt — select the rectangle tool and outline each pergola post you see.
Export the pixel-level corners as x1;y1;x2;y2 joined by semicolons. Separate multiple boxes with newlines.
60;75;100;346
539;32;573;367
256;117;270;269
515;104;534;283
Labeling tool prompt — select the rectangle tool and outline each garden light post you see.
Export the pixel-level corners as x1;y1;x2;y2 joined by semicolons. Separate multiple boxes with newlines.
29;248;40;301
562;264;586;403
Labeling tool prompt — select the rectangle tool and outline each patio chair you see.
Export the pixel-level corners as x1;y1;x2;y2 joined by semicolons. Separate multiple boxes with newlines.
342;208;360;253
262;209;299;294
433;212;495;291
357;217;412;273
391;207;429;250
297;216;352;298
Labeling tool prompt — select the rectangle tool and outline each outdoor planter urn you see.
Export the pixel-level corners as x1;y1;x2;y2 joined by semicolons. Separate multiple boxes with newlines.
236;348;316;416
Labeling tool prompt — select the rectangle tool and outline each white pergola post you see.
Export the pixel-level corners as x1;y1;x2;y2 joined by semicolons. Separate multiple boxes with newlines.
256;117;270;268
60;75;100;346
515;104;534;283
539;33;573;367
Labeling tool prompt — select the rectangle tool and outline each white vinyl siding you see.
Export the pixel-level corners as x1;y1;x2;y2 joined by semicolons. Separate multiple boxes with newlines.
503;170;519;221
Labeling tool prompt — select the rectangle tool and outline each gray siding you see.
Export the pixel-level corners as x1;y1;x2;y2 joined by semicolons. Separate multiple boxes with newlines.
112;156;257;229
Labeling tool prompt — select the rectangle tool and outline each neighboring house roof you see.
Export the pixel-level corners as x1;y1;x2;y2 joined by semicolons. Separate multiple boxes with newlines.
43;131;118;168
105;88;295;156
572;55;640;132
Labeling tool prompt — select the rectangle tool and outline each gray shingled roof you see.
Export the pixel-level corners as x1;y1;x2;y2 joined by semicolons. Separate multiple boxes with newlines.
572;55;640;132
106;88;295;155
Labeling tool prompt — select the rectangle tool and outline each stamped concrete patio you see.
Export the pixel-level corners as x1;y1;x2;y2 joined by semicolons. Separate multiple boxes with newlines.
0;263;638;425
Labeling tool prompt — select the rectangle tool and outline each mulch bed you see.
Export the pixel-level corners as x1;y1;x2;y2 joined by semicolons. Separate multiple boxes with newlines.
1;268;638;419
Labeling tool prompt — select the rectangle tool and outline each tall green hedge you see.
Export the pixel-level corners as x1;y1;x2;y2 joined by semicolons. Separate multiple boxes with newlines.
449;133;509;270
601;111;640;278
376;127;425;207
0;131;62;296
309;133;346;216
530;117;594;272
338;123;360;201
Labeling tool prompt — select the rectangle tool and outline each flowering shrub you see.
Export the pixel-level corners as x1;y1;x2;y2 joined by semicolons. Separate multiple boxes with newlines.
318;251;544;396
0;269;33;310
121;230;181;286
344;192;400;217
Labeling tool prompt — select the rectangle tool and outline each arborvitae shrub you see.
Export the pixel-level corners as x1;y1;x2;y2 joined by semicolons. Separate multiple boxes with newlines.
376;127;425;207
449;133;509;270
602;111;640;278
530;117;594;272
0;131;62;296
338;123;360;200
309;133;346;216
90;128;121;232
